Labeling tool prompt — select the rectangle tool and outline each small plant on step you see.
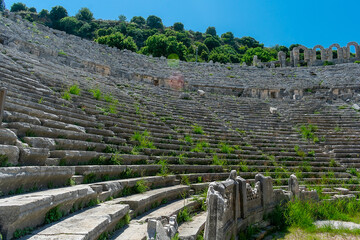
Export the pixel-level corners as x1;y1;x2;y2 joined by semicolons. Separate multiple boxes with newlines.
69;84;81;95
181;175;190;186
219;142;234;154
0;154;9;167
212;155;227;166
45;206;63;224
157;159;170;176
135;179;149;193
192;124;204;134
177;207;192;224
89;88;102;100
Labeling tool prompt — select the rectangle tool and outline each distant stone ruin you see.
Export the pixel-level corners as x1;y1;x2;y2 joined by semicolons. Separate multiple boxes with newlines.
254;42;360;68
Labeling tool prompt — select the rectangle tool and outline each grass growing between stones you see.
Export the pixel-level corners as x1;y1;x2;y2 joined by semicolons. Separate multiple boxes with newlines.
265;199;360;239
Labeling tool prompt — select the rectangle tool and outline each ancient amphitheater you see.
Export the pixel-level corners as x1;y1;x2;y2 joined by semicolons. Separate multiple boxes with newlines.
1;11;360;240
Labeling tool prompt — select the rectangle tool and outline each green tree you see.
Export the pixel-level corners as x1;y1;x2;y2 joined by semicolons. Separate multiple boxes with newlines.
237;36;263;48
194;31;203;41
241;47;276;64
209;45;240;63
78;23;93;39
205;26;217;36
173;22;184;32
10;2;27;12
195;42;209;56
221;32;235;46
144;34;168;57
204;36;221;51
146;15;163;29
118;14;127;22
95;32;137;51
0;0;5;12
95;28;114;38
50;6;68;23
58;17;81;35
38;9;49;18
176;32;191;47
130;16;145;26
75;7;94;22
28;7;36;13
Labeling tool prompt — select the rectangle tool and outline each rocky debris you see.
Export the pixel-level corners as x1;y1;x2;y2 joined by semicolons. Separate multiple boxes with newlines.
352;103;360;110
198;89;206;97
179;93;191;100
147;216;178;240
315;220;360;230
269;107;278;114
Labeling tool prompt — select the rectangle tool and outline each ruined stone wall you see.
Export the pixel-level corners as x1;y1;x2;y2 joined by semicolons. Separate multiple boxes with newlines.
204;172;318;240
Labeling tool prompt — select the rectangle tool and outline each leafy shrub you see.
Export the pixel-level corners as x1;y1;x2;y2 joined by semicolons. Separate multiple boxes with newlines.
89;88;102;100
69;84;81;95
323;61;334;66
0;154;9;167
45;206;63;224
177;207;192;224
192;124;204;134
135;179;149;193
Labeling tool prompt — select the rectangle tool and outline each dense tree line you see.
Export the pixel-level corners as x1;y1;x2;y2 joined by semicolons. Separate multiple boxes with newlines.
7;2;295;64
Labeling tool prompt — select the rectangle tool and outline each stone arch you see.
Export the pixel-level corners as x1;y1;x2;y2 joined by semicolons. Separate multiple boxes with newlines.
347;42;359;58
328;43;342;60
312;45;326;61
292;45;310;66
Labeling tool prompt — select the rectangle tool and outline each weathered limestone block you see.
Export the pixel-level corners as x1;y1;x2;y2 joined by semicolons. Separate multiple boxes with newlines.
3;110;42;125
0;166;75;195
23;137;56;149
0;88;6;126
288;174;300;200
255;173;273;208
204;182;226;240
19;147;50;165
0;144;19;165
148;219;170;240
147;215;178;240
0;128;17;145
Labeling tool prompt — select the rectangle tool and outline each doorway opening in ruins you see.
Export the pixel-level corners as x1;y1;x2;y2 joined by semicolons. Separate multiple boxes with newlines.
349;45;356;58
153;79;159;86
315;49;322;60
270;91;277;99
331;47;338;59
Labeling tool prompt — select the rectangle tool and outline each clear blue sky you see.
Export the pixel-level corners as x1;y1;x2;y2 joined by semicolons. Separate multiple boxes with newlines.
4;0;359;48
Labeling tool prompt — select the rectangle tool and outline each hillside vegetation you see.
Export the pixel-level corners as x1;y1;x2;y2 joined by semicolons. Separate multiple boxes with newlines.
4;2;299;64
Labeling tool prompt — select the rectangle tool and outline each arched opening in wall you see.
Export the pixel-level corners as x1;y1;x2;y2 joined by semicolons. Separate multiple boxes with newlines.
315;49;322;60
349;45;356;58
332;47;338;59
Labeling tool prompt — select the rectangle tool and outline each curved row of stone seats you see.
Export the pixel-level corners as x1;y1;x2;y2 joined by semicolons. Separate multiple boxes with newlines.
0;174;176;239
27;203;130;240
113;196;203;240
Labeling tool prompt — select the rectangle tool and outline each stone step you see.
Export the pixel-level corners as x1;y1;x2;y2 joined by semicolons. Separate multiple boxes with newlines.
24;137;129;152
89;175;177;201
112;185;191;216
74;165;162;181
112;197;200;240
7;122;103;142
27;203;130;240
0;185;99;239
50;150;148;165
0;166;75;195
178;211;207;240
